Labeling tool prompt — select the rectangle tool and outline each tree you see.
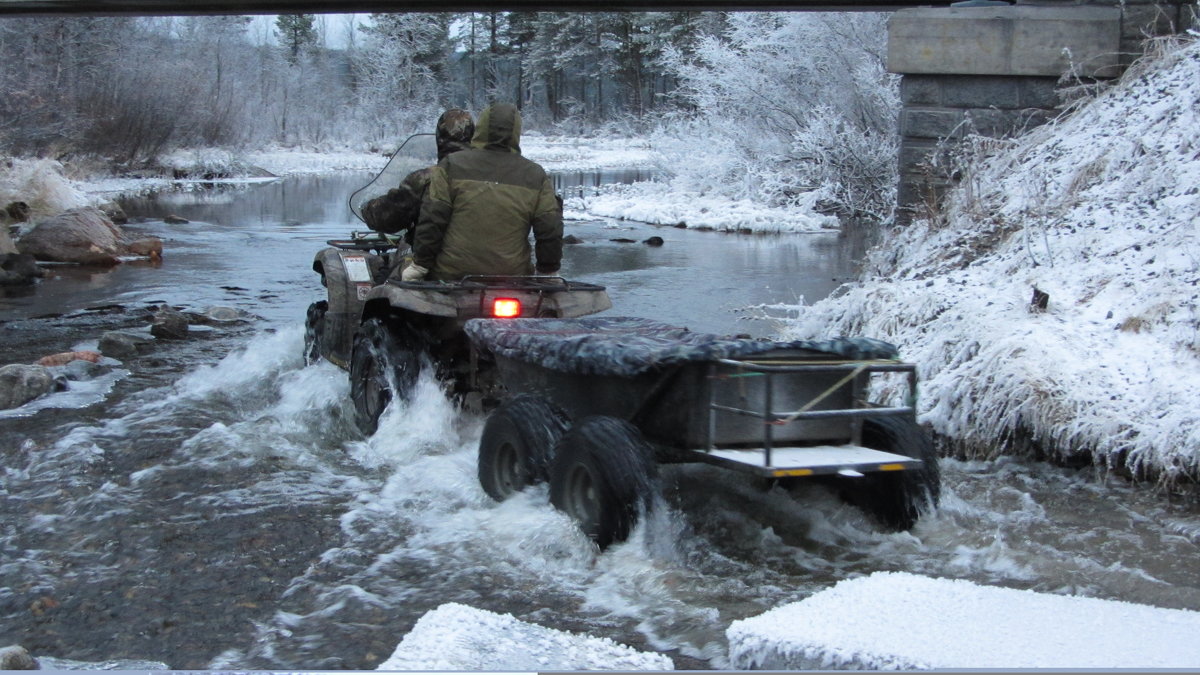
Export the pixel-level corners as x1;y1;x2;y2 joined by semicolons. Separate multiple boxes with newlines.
276;14;316;65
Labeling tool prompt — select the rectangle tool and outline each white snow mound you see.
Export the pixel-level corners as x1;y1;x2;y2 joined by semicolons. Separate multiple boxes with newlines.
377;603;675;671
727;571;1200;669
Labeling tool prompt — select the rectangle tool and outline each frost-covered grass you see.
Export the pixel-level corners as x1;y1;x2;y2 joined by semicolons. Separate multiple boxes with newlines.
779;36;1200;485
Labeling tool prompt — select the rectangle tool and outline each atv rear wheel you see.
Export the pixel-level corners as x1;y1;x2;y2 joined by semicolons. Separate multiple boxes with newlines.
478;395;570;501
839;416;941;531
549;416;658;549
349;317;423;436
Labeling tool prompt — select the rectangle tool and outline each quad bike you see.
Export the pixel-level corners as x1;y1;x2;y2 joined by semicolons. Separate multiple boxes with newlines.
303;133;612;434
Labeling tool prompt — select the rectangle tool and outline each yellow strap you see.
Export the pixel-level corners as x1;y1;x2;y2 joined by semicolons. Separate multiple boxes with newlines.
771;362;870;425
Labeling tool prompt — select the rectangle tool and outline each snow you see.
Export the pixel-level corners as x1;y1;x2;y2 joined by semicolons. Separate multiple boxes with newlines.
376;602;675;671
779;36;1200;482
565;182;839;233
727;571;1200;669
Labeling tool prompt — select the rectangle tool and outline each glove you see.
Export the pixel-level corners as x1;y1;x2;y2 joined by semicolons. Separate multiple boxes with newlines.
401;263;428;282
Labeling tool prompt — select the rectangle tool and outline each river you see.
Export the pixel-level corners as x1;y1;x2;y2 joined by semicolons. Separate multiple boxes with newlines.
1;173;1198;669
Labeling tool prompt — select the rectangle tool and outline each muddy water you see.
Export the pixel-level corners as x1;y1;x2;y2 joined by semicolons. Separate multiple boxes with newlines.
1;174;1198;669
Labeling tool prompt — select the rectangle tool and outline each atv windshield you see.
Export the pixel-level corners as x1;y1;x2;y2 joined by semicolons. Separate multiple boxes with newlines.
347;133;438;223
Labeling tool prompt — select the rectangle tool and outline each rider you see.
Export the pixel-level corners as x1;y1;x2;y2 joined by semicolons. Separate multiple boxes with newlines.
404;103;562;282
361;108;475;245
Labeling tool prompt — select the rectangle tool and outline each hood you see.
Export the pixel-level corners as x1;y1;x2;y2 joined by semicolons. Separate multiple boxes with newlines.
471;103;521;153
436;108;475;161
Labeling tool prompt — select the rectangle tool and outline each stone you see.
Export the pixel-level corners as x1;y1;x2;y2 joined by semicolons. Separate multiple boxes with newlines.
563;234;584;244
901;108;967;139
163;214;189;224
643;236;665;246
99;331;155;358
150;305;188;340
98;202;128;225
201;306;245;323
0;364;56;409
3;201;30;223
126;237;163;260
0;221;19;255
0;645;38;670
940;76;1022;109
899;76;943;105
0;253;44;286
34;350;101;367
17;207;125;266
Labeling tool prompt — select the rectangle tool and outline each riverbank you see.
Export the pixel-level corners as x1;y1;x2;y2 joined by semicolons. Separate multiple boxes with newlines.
779;36;1200;491
2;133;839;236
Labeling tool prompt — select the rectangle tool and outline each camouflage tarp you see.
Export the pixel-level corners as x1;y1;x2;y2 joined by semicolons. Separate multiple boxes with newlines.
464;316;899;377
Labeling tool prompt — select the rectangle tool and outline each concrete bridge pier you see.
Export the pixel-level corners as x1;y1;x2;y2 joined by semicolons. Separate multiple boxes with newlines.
889;0;1197;222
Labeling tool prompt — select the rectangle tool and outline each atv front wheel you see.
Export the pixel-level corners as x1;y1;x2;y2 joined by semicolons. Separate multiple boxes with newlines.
349;317;423;435
303;300;328;365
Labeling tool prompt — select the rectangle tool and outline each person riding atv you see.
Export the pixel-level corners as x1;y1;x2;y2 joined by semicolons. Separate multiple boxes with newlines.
404;103;563;282
360;108;475;246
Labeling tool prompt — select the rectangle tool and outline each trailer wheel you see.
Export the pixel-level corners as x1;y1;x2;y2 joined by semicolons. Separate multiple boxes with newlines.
842;416;941;531
478;395;570;501
549;416;658;549
303;300;328;365
349;317;422;436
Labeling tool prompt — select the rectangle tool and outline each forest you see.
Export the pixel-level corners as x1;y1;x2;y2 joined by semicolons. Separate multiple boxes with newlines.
0;12;898;217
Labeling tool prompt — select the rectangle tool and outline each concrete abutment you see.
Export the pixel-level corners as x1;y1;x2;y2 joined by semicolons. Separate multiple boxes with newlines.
889;0;1197;222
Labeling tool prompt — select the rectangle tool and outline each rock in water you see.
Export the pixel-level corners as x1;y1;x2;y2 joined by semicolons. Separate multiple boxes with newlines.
16;207;125;265
99;331;155;358
127;237;163;260
0;364;56;409
0;253;44;286
34;350;102;367
0;645;38;670
163;214;189;224
150;305;189;339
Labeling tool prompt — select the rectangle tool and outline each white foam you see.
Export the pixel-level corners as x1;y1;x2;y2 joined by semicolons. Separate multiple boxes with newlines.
377;603;675;671
727;571;1200;669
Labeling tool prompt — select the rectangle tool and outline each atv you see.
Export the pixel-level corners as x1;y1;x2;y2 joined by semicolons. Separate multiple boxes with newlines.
303;133;612;434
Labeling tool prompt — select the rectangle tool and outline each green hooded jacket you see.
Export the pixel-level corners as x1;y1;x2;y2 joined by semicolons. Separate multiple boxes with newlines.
412;103;563;281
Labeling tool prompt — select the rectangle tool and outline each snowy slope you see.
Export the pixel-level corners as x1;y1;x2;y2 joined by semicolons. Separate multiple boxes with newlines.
727;571;1200;669
377;603;675;671
781;36;1200;482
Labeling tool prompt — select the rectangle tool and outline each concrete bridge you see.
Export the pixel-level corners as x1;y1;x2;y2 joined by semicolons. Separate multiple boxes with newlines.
2;0;1196;218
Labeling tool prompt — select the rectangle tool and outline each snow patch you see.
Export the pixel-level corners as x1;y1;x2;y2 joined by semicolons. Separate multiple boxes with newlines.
377;602;675;671
567;182;838;234
727;571;1200;669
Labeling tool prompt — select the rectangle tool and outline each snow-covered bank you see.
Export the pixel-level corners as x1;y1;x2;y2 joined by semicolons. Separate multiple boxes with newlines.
378;603;675;670
780;37;1200;484
565;181;839;233
728;571;1200;669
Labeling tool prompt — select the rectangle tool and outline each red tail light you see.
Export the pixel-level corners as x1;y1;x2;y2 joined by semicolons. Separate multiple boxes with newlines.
492;298;521;318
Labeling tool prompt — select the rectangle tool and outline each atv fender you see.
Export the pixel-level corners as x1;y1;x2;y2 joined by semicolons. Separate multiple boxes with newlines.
312;247;387;367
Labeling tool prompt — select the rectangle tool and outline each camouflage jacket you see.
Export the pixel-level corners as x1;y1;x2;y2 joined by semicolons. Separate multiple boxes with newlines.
360;166;432;243
413;104;562;281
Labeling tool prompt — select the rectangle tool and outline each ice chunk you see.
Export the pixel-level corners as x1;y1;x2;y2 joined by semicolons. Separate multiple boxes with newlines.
378;603;674;671
728;571;1200;669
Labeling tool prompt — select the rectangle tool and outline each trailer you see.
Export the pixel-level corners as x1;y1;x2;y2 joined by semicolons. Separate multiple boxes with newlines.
466;316;941;548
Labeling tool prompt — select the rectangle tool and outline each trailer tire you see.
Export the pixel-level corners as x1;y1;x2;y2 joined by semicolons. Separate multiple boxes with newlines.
349;317;422;436
842;416;941;531
304;300;328;365
479;395;570;501
549;416;658;549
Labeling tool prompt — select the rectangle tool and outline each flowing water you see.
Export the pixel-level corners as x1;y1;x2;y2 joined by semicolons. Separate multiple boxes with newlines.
1;174;1199;669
